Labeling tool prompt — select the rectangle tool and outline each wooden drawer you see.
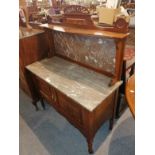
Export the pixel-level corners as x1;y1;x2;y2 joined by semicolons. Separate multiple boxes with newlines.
57;91;83;126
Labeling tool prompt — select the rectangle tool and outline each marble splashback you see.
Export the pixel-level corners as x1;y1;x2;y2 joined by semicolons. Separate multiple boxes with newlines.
53;31;116;74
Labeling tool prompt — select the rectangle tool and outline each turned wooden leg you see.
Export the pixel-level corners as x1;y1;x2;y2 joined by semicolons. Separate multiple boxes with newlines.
109;118;114;130
32;100;39;111
40;98;45;110
87;138;94;154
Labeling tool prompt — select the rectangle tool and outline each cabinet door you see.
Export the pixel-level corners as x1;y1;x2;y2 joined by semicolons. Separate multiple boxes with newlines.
57;91;83;127
35;77;58;106
50;86;58;106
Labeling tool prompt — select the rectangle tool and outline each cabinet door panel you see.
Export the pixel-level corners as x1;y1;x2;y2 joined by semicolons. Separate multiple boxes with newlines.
50;86;58;105
37;77;51;96
35;77;58;105
57;91;83;126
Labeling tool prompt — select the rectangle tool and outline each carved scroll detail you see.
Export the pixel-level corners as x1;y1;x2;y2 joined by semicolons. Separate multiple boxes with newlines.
64;5;90;15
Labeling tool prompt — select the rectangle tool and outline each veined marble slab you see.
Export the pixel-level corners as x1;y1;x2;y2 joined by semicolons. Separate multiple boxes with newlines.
26;57;122;111
53;31;116;74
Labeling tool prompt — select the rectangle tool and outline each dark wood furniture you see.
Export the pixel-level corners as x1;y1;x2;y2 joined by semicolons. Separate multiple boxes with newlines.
116;28;135;118
26;57;122;153
47;4;129;33
126;74;135;118
116;45;135;117
121;45;135;92
19;27;49;108
62;5;94;28
24;20;129;153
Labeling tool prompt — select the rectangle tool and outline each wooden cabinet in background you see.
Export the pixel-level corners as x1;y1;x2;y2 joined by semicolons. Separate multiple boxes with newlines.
19;28;50;101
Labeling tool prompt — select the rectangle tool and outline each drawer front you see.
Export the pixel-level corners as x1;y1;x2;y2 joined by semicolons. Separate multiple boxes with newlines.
57;91;83;126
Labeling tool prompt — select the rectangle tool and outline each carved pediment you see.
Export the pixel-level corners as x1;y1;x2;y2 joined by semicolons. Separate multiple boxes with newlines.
62;5;94;28
64;5;90;15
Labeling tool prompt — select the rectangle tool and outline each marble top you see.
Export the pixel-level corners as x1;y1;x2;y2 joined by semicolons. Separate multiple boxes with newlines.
26;57;122;111
19;27;44;39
